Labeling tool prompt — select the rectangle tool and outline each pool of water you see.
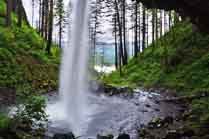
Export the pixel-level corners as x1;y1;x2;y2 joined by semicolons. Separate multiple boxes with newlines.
46;90;182;139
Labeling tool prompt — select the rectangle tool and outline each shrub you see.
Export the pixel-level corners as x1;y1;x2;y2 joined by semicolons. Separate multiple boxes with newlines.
14;96;47;129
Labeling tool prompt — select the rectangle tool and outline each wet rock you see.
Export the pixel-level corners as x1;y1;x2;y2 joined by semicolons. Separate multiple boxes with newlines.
53;132;75;139
195;127;209;137
191;136;201;139
89;81;104;93
117;133;130;139
162;116;174;125
0;87;16;105
145;104;151;108
181;128;195;137
141;109;148;113
154;108;160;112
154;100;160;104
202;135;209;139
97;134;114;139
148;118;163;129
103;85;133;96
163;130;181;139
138;128;147;138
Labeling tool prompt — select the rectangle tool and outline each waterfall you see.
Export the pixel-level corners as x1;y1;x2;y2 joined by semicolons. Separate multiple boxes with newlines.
59;0;90;134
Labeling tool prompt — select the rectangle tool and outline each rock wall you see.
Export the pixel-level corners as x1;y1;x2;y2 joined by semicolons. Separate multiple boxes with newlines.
137;0;209;33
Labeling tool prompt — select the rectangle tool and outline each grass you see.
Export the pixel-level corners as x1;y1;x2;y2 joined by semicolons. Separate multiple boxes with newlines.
102;21;209;127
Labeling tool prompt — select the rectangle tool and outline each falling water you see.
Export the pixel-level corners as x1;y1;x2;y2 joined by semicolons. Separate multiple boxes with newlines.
59;0;90;134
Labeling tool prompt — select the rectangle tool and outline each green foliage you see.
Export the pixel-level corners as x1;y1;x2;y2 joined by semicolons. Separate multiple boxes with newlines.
0;0;60;96
103;21;209;126
0;0;6;16
103;21;209;93
15;96;47;128
0;114;10;129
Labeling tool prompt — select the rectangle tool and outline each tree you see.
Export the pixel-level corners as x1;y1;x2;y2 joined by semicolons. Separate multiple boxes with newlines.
134;1;138;58
41;0;46;36
138;3;141;52
142;5;146;51
113;13;118;69
17;0;23;27
155;9;158;43
152;9;155;46
38;0;42;32
122;0;128;65
5;0;12;26
44;0;49;40
32;0;35;27
46;0;54;54
55;0;66;48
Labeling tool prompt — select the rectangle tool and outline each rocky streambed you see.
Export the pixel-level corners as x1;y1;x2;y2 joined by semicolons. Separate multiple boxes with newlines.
46;86;185;139
0;85;188;139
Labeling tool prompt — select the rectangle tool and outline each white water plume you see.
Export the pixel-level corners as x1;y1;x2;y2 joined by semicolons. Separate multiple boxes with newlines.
58;0;90;134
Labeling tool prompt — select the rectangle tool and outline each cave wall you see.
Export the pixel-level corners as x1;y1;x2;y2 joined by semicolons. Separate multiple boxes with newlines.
137;0;209;33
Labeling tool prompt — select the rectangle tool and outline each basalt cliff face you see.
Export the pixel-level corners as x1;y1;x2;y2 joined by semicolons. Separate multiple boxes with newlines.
137;0;209;33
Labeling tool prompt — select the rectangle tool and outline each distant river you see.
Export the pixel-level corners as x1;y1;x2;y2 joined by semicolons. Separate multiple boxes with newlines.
95;43;133;65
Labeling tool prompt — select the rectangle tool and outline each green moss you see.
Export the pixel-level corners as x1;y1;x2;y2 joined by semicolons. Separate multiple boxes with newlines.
0;114;10;129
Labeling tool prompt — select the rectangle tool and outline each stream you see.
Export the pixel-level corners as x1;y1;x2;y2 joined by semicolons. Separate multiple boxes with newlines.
46;90;182;139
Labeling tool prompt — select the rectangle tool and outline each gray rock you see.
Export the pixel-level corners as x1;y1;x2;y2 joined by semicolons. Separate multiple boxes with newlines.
117;133;130;139
53;132;75;139
163;130;181;139
97;134;114;139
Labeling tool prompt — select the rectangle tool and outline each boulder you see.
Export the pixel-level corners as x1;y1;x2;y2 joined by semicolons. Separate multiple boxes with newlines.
117;133;130;139
0;87;16;105
53;132;75;139
97;134;114;139
181;128;195;137
202;135;209;139
162;116;174;125
163;130;182;139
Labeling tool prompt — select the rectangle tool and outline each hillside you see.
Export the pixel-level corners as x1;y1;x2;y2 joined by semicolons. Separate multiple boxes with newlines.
103;21;209;128
0;0;60;103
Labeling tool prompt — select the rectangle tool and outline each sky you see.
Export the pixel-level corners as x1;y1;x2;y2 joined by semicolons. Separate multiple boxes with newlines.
22;0;113;43
22;0;70;43
22;0;171;45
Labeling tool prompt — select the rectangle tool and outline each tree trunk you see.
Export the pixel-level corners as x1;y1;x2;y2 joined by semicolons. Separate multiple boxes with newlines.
160;10;163;37
146;9;149;47
38;0;42;32
122;0;127;65
44;0;49;40
134;1;138;58
142;6;146;51
17;0;23;27
41;0;45;36
46;0;53;54
6;0;12;26
115;0;124;65
138;3;141;52
12;0;18;12
114;14;118;69
169;11;172;29
155;9;158;44
152;9;155;46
